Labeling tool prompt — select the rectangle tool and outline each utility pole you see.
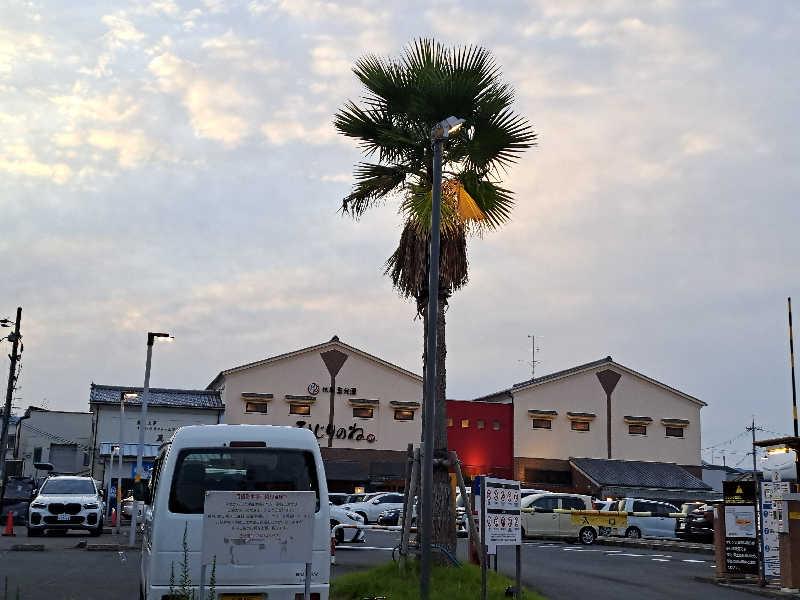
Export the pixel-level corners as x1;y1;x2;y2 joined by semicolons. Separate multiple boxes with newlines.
788;298;799;483
0;307;22;512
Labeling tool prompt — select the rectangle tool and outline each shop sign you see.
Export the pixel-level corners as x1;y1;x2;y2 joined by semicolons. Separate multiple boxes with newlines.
322;386;357;395
294;420;376;443
724;481;759;574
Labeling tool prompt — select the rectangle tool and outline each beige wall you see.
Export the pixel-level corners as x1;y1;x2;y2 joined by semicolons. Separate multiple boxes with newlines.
217;344;423;452
513;365;702;466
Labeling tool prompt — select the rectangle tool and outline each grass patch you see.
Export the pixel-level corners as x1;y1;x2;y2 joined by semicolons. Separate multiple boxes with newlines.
331;560;544;600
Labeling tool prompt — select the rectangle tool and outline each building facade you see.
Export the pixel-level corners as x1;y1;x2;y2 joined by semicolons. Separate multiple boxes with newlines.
14;406;92;478
477;357;710;500
208;336;423;491
445;399;513;479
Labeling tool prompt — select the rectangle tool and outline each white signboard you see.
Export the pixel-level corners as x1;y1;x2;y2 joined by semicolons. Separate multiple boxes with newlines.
483;477;521;546
202;491;315;566
724;505;757;538
761;482;790;578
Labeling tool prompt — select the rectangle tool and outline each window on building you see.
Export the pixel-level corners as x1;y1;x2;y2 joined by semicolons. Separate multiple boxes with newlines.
571;421;590;432
245;402;269;414
628;424;647;435
289;403;311;416
531;419;552;430
461;419;469;428
665;426;684;438
352;406;374;419
492;420;501;431
525;469;571;486
33;447;42;462
394;409;414;421
447;418;453;427
477;419;485;430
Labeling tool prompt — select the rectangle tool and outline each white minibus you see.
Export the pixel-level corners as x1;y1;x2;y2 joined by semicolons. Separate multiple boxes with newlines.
139;425;329;600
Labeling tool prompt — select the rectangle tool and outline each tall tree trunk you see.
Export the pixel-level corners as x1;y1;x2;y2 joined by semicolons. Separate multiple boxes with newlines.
421;290;457;563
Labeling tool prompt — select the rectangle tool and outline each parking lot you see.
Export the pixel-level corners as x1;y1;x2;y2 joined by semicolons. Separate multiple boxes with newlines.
0;525;749;600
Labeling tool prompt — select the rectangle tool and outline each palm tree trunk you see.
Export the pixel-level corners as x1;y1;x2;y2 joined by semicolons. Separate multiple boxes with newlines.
421;290;457;563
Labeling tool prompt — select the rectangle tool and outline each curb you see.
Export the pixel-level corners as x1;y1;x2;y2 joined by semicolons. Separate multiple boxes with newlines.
695;575;800;599
11;544;45;551
87;544;124;551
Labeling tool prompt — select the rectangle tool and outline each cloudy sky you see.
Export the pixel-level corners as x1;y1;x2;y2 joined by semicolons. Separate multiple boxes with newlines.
2;0;798;466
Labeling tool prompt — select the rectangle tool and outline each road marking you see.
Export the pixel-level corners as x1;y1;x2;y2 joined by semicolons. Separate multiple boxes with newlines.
682;559;706;563
614;553;647;557
651;558;670;562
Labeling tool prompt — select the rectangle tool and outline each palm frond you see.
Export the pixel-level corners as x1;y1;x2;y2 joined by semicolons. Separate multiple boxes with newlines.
342;163;408;218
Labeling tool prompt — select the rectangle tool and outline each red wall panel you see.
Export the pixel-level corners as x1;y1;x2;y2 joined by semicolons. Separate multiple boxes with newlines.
446;400;514;479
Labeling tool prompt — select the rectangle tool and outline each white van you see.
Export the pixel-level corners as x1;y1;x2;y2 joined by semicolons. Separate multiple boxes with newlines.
139;425;329;600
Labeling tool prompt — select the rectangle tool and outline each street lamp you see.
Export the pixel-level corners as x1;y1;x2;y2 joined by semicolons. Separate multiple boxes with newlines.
118;392;137;534
420;116;465;600
129;332;172;547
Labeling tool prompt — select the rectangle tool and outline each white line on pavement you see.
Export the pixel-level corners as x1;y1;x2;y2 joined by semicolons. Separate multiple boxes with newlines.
651;559;670;562
682;559;706;563
336;546;393;551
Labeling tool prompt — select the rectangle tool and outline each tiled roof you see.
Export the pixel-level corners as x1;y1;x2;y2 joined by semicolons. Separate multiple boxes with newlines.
473;356;704;406
90;384;223;410
570;457;712;491
208;336;422;389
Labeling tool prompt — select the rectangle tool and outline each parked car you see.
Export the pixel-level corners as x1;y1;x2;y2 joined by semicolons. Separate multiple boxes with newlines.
346;492;377;504
27;475;104;537
121;495;144;519
676;503;714;543
377;508;402;526
341;492;405;524
329;493;349;506
140;425;330;600
614;498;680;539
330;503;366;544
594;499;616;536
520;493;598;545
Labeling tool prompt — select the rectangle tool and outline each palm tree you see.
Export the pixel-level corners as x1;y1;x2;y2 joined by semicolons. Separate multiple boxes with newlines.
334;38;535;558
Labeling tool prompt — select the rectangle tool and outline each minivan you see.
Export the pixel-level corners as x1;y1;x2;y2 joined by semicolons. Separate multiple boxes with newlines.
520;493;598;544
139;425;329;600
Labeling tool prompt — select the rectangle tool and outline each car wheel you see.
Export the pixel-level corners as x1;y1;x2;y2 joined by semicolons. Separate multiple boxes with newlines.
27;527;43;537
579;527;597;545
625;527;642;539
521;525;527;539
89;523;103;537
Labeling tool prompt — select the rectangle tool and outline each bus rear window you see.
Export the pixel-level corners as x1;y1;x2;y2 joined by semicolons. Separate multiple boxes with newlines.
168;448;320;514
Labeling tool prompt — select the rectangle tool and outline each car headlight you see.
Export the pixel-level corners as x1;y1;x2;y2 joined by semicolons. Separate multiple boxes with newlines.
31;502;46;509
83;503;99;509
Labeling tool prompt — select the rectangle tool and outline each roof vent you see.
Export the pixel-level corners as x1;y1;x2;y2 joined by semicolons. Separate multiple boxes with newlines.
330;335;340;342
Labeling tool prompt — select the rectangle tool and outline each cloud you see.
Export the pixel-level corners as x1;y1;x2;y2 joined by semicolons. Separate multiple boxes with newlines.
50;86;142;123
0;28;54;77
0;141;72;184
149;52;254;146
101;14;146;49
86;129;164;167
202;30;281;73
272;0;386;26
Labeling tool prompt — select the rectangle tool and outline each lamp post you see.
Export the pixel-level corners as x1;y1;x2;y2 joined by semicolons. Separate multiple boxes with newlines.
129;332;172;547
420;116;464;600
117;392;134;534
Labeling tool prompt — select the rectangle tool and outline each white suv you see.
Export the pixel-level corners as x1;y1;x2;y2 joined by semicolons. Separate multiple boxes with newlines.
28;476;104;537
341;492;405;523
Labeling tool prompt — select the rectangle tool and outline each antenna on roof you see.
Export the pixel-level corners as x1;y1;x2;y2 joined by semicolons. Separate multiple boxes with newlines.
526;334;541;379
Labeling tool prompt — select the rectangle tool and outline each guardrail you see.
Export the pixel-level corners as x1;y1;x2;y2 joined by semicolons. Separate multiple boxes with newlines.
520;508;687;518
329;523;418;565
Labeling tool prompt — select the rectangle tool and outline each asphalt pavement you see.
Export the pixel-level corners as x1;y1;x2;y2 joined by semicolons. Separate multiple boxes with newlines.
0;526;759;600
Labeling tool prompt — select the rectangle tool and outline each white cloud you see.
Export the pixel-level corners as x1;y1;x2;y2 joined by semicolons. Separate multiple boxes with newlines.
50;86;141;122
0;141;72;184
681;133;719;156
149;52;254;146
101;14;146;49
0;28;54;77
273;0;386;26
310;44;351;76
202;30;281;73
86;129;162;167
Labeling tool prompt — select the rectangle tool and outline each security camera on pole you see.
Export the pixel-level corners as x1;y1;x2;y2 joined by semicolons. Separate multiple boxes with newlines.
129;331;172;547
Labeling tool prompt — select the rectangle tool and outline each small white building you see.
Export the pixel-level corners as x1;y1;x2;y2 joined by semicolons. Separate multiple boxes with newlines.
15;406;93;478
88;384;223;505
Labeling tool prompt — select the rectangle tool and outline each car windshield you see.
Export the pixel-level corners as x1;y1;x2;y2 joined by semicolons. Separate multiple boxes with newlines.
41;479;95;495
168;448;320;514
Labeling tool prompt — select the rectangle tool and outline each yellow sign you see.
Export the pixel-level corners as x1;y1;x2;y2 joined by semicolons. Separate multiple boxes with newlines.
789;511;800;520
570;513;628;527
